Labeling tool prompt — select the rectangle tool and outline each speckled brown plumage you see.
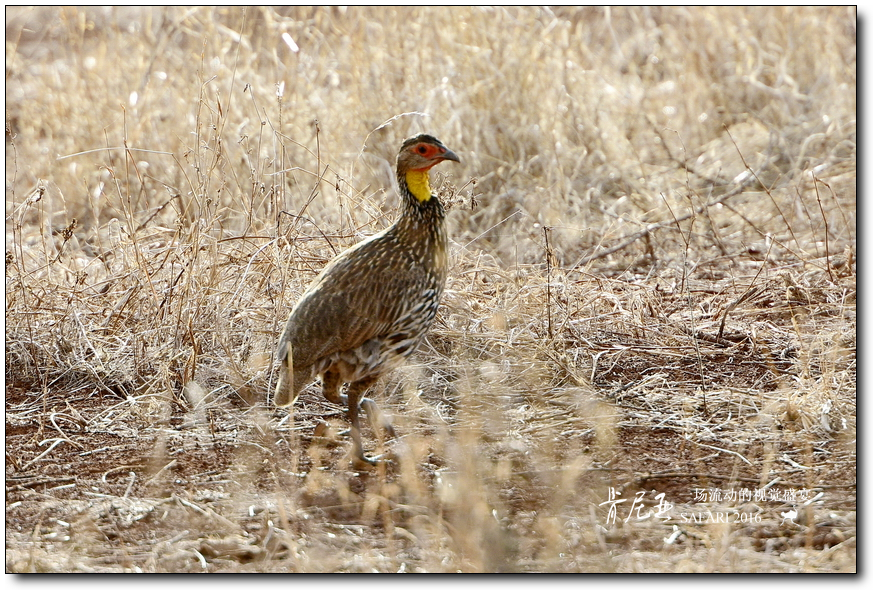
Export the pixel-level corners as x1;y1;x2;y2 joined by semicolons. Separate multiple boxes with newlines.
274;134;460;464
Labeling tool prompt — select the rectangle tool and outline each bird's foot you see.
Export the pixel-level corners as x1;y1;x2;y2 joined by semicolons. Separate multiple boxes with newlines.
349;424;395;469
351;450;395;469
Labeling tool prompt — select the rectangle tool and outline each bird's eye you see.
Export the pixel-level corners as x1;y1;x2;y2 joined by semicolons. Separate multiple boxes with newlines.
417;145;427;154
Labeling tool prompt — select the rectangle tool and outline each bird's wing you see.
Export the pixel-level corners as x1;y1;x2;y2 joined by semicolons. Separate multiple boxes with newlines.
284;232;425;369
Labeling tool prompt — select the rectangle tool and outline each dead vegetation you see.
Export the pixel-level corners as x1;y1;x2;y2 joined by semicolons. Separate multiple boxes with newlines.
5;6;855;572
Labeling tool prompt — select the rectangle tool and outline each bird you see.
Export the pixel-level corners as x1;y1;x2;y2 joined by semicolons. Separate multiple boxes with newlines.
274;133;460;465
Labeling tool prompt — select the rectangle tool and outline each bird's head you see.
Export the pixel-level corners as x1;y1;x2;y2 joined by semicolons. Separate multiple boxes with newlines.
397;134;460;203
398;134;461;172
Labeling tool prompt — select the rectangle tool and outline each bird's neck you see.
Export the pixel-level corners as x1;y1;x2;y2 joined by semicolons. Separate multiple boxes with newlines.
394;168;448;269
396;169;445;220
404;169;433;203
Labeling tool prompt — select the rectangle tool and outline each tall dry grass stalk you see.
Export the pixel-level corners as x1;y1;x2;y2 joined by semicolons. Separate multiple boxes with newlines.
6;7;855;572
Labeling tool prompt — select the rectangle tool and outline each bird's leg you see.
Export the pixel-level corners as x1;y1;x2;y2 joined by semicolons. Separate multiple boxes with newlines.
322;371;395;440
321;370;343;405
346;376;381;465
320;370;355;409
319;370;357;440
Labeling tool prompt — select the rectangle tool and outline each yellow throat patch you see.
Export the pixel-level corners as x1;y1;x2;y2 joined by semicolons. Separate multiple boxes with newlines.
405;170;432;203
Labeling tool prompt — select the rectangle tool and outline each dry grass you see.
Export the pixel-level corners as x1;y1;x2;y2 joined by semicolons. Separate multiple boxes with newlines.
5;6;856;573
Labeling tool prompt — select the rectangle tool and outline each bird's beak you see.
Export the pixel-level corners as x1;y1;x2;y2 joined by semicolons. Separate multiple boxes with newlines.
441;147;461;164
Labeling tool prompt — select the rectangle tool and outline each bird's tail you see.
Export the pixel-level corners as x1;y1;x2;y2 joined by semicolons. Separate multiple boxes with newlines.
273;341;297;407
